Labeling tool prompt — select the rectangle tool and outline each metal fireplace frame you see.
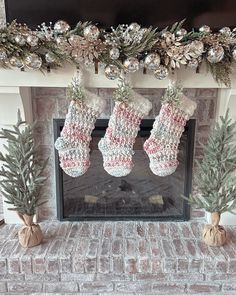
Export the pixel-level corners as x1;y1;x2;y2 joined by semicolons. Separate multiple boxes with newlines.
53;118;196;222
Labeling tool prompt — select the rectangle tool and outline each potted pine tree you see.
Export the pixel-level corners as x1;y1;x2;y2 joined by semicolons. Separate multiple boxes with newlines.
0;111;48;248
186;110;236;246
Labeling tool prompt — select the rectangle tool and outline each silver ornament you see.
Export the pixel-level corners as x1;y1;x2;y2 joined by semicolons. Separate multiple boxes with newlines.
54;20;70;34
9;56;24;68
109;47;120;60
0;48;7;61
123;57;139;73
26;34;39;47
15;35;26;46
83;25;100;41
68;34;80;46
45;52;56;63
176;28;187;37
219;27;231;35
207;46;224;63
154;65;168;80
232;47;236;60
104;64;121;80
191;40;204;54
144;53;161;71
25;53;42;70
128;22;141;31
199;25;211;33
161;31;173;39
56;36;68;47
188;58;199;69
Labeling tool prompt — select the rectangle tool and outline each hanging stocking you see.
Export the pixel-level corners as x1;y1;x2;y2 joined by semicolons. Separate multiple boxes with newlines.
98;81;152;177
144;84;197;177
55;73;106;177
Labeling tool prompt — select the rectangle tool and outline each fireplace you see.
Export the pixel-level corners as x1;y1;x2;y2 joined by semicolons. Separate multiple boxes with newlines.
53;118;196;221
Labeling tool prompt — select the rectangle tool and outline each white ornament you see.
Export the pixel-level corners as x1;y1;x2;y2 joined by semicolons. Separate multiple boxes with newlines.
191;40;204;55
154;65;168;80
232;48;236;60
45;52;56;63
176;28;187;37
0;48;7;60
128;23;141;31
144;53;161;71
199;25;211;33
68;35;80;46
83;25;100;41
15;35;26;46
26;34;39;47
123;57;139;73
25;53;42;70
207;46;224;63
54;20;70;34
9;56;24;68
109;47;120;60
104;64;121;80
219;27;231;35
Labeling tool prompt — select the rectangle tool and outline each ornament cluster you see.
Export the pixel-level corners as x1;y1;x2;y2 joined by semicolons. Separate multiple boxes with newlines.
0;20;236;86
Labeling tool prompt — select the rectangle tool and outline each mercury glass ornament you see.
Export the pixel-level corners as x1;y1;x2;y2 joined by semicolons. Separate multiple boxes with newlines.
83;25;100;41
54;20;71;34
25;53;42;70
0;48;7;61
219;27;231;35
9;56;24;68
188;58;199;69
199;25;211;33
154;65;168;80
191;40;204;54
14;35;26;46
128;22;141;31
104;64;121;80
123;57;139;73
176;28;187;37
232;48;236;60
144;53;161;71
109;47;120;60
207;46;224;63
26;34;39;47
45;52;56;63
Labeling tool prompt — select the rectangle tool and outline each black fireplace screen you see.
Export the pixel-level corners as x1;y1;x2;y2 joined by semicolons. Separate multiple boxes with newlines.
53;119;195;221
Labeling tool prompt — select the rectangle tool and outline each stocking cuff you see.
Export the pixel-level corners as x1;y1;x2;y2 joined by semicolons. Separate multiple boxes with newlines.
178;95;197;117
83;89;106;114
128;90;152;116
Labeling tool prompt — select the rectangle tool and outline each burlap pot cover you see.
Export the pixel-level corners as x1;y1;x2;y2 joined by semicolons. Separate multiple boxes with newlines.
18;214;43;248
203;212;227;246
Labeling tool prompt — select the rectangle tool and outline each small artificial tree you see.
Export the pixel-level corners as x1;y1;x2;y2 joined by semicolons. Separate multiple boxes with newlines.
0;111;48;247
188;110;236;246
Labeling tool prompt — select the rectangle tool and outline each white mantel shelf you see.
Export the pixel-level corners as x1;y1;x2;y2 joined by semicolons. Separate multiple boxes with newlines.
0;63;236;88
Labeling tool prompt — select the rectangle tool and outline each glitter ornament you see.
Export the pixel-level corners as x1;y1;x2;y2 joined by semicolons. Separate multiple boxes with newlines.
176;28;187;37
104;64;121;80
10;56;24;68
144;53;161;71
45;52;56;63
128;22;141;31
83;25;100;41
154;65;168;80
188;58;199;69
207;46;224;63
232;48;236;60
199;25;211;33
109;47;120;60
14;35;26;46
219;27;231;35
54;20;70;34
123;57;139;73
25;53;42;70
0;48;7;61
26;34;39;47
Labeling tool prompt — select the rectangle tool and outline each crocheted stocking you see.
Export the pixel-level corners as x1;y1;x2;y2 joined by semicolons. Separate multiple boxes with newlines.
98;92;152;177
55;91;106;177
144;95;197;177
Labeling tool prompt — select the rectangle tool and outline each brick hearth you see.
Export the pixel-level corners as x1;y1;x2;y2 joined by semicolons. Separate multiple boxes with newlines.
0;221;236;294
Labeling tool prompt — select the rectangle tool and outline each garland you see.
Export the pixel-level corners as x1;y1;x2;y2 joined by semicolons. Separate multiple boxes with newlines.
0;20;236;86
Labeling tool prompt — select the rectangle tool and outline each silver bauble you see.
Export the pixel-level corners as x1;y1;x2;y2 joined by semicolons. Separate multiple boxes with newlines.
123;57;139;73
154;65;168;80
68;34;80;46
207;46;224;63
45;52;56;63
219;27;231;35
25;53;42;70
83;25;100;41
128;22;141;31
161;31;173;39
144;53;161;71
176;28;187;37
0;48;7;60
54;20;71;34
104;64;121;80
109;47;120;60
199;25;211;33
26;34;39;47
15;35;26;46
188;58;199;69
191;40;204;54
9;56;24;68
232;47;236;60
56;36;68;47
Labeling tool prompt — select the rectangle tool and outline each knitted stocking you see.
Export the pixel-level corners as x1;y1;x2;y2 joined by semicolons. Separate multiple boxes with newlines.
144;94;197;177
98;91;152;177
55;90;106;177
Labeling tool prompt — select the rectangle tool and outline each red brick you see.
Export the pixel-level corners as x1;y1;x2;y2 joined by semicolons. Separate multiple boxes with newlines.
137;223;146;237
169;223;181;238
126;239;136;257
32;257;46;274
153;282;186;292
100;238;111;256
161;240;174;257
139;257;151;273
190;222;202;238
204;259;216;273
79;223;91;237
188;283;221;293
8;258;20;273
185;240;198;257
216;260;228;273
172;239;186;257
0;259;7;274
116;282;152;293
158;223;169;236
177;259;189;273
20;257;32;274
91;222;104;238
112;256;124;274
189;259;203;273
80;281;113;292
136;273;168;281
84;258;96;273
98;257;110;274
87;239;99;257
164;258;177;273
114;222;124;237
138;239;150;257
171;273;204;281
103;223;113;238
46;258;59;273
151;258;163;273
147;223;157;237
150;238;161;257
125;258;138;274
112;239;123;255
60;257;72;273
